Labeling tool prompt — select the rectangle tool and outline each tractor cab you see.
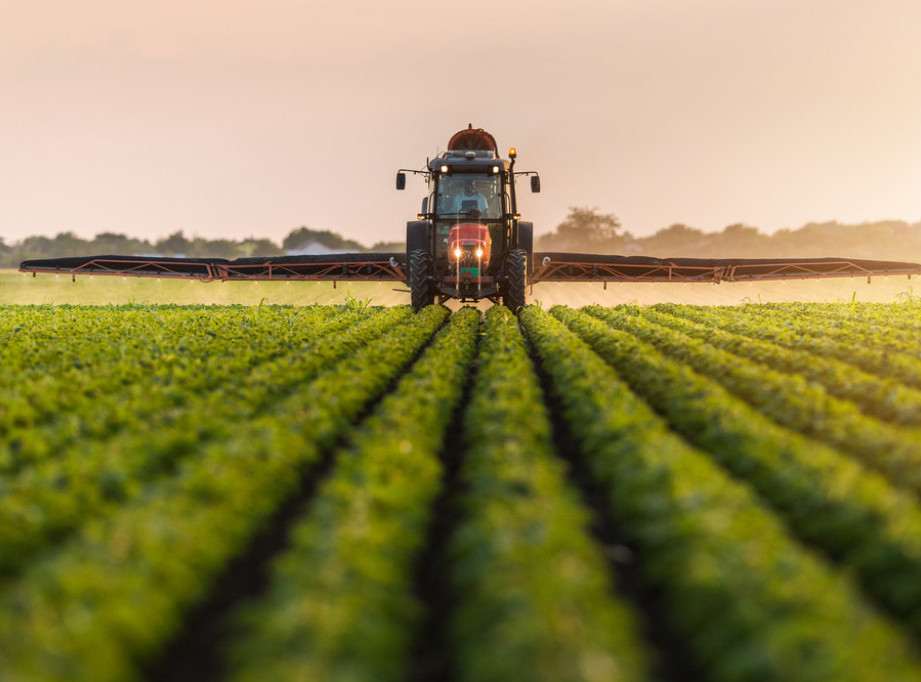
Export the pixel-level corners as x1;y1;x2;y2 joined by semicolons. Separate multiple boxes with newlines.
433;171;505;261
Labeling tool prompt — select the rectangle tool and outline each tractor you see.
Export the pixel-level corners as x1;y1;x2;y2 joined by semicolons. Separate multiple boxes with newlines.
396;125;540;311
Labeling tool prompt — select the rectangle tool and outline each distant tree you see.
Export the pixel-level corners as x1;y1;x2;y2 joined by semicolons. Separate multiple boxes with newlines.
89;232;153;255
237;238;281;258
369;240;405;252
714;223;769;256
10;232;90;260
51;232;90;257
155;231;193;256
656;223;705;242
15;235;51;261
778;221;845;257
536;207;630;253
635;223;709;255
282;227;365;252
187;237;239;259
556;207;623;244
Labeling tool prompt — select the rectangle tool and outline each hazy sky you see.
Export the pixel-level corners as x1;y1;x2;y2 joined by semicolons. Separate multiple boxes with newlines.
2;0;920;247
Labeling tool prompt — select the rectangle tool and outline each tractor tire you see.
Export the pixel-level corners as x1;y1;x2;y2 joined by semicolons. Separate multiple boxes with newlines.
503;249;527;312
405;221;429;287
518;221;534;273
406;221;428;253
409;249;434;312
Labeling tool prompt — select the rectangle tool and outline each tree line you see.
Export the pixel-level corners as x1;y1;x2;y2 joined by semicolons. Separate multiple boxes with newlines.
0;227;403;269
3;209;920;268
536;208;921;263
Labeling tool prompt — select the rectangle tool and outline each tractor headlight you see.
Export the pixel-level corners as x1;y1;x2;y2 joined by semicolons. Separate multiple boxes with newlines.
475;247;484;258
454;247;462;259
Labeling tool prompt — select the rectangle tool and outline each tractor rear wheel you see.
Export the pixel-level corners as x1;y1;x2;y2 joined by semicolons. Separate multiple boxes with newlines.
503;249;527;312
409;249;434;312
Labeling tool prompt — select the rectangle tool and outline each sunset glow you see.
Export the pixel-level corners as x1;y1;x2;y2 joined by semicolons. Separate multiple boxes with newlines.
2;0;919;244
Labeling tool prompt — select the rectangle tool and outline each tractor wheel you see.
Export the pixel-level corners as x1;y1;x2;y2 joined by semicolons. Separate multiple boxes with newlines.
409;249;434;312
503;249;527;312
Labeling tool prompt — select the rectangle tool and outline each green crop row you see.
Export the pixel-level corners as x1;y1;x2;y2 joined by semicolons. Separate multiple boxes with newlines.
0;305;448;682
448;306;647;682
643;303;921;427
668;303;921;389
552;306;921;637
522;305;921;681
0;304;339;373
728;300;921;344
225;306;480;682
0;305;371;469
585;305;921;497
0;305;413;581
703;300;921;337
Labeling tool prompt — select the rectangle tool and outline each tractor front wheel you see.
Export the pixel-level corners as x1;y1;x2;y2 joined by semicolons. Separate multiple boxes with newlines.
409;250;435;312
503;249;527;312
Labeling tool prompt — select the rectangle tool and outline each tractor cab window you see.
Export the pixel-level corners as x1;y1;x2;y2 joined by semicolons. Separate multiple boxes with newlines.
435;174;501;220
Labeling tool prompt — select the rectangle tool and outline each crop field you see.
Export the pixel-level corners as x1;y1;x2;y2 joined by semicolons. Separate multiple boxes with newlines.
3;300;921;681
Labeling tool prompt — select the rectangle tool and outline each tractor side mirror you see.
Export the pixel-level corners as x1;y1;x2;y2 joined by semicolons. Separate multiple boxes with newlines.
421;197;428;213
530;175;541;193
396;172;406;190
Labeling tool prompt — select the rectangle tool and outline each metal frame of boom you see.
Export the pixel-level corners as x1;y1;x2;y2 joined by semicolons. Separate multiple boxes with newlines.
528;258;921;285
22;257;405;284
21;255;921;285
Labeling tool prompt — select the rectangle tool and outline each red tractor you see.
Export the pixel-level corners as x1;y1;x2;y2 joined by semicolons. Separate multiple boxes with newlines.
396;125;540;311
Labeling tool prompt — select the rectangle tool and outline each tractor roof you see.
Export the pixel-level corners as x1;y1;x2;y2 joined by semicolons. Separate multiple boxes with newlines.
427;151;511;173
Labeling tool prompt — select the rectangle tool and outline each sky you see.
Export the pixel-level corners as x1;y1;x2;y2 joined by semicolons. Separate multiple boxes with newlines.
2;0;920;247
